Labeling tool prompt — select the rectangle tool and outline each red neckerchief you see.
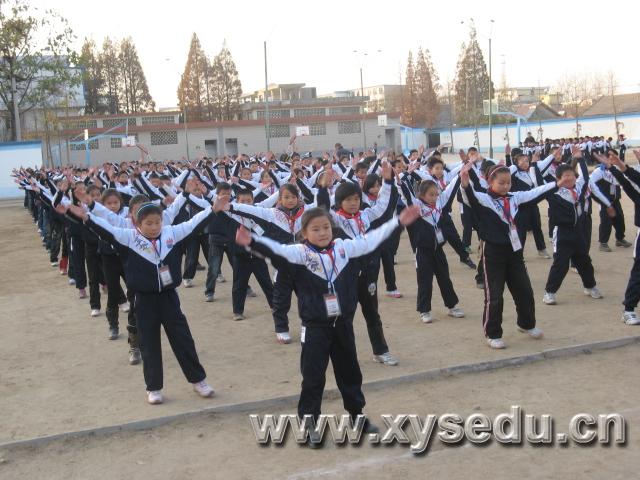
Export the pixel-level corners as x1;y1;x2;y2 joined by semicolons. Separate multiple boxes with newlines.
277;205;304;233
366;193;377;202
336;209;366;235
488;189;512;223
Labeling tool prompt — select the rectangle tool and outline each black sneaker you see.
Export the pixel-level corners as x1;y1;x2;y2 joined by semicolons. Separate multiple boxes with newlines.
129;347;141;365
476;281;485;290
109;327;119;340
616;239;632;248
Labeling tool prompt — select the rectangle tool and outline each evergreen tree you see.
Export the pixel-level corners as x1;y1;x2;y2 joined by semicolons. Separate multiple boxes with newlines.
177;33;208;122
100;37;121;114
401;51;416;126
78;38;104;114
453;25;493;126
211;41;242;121
118;37;155;113
414;47;440;129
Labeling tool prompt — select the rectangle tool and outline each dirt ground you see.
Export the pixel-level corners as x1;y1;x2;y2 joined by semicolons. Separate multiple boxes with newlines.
0;187;638;474
1;342;638;479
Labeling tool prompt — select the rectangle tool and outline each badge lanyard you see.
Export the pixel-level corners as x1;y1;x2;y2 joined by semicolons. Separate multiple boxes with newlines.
306;244;337;293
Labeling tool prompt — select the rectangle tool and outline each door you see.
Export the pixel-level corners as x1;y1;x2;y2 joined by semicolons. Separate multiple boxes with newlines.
204;139;217;158
225;138;238;156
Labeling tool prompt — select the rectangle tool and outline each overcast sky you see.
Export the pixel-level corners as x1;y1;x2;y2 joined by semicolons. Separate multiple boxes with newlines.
34;0;640;109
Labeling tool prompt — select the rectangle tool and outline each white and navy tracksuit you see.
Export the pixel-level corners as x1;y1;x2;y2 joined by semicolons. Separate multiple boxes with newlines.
85;208;213;392
463;181;558;339
323;179;399;356
590;167;627;244
403;177;461;314
544;158;596;294
610;166;640;313
507;156;548;251
228;201;309;333
246;217;402;421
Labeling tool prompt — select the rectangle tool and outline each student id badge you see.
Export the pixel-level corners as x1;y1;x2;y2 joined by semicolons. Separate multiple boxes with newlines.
253;224;265;236
324;293;341;318
577;204;583;217
610;184;616;196
159;265;173;287
509;224;522;252
434;227;445;244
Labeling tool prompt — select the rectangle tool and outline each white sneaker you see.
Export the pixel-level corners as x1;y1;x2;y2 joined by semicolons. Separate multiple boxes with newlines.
217;274;226;283
373;352;399;366
120;302;130;313
584;287;603;299
90;309;100;317
193;380;215;398
622;311;640;325
542;292;557;305
487;338;506;349
448;306;465;318
538;249;551;259
276;332;291;344
386;290;403;298
517;326;544;339
420;312;433;324
50;261;58;267
68;278;76;286
183;279;194;288
246;286;257;298
147;390;163;405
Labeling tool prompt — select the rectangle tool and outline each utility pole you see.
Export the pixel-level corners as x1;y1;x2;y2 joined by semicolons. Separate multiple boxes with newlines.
360;66;366;151
264;41;271;151
488;35;493;157
11;74;22;141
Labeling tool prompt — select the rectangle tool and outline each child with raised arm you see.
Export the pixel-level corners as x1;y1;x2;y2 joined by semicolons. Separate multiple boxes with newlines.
461;160;573;349
235;205;420;447
66;197;227;404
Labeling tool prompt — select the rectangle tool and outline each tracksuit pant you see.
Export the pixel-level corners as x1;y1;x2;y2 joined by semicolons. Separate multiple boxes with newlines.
102;255;129;329
441;215;471;262
69;235;87;289
298;318;365;422
85;242;103;310
232;254;274;315
481;242;536;339
49;219;65;263
272;268;294;333
205;240;234;297
356;259;389;356
599;200;626;244
415;245;459;314
183;234;209;280
624;233;640;312
545;226;596;294
517;205;546;251
380;230;400;292
461;207;475;248
135;289;206;392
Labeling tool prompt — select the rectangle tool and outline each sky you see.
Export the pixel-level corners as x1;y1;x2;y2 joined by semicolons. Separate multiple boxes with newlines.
30;0;640;109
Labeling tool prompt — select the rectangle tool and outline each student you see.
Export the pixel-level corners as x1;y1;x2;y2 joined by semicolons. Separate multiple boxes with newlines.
98;189;134;343
235;205;421;447
506;150;552;259
589;159;632;251
226;189;274;320
227;183;312;344
362;173;401;298
320;162;400;366
69;199;225;404
83;185;105;318
542;146;602;305
461;158;573;349
601;152;640;324
401;175;465;323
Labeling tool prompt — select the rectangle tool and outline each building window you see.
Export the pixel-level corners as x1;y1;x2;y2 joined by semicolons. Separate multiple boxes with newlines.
70;139;99;150
328;106;360;116
102;117;137;128
141;115;175;125
63;119;98;130
257;109;290;119
268;124;290;138
110;133;138;148
307;123;326;136
293;108;325;118
150;130;178;145
338;121;361;134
